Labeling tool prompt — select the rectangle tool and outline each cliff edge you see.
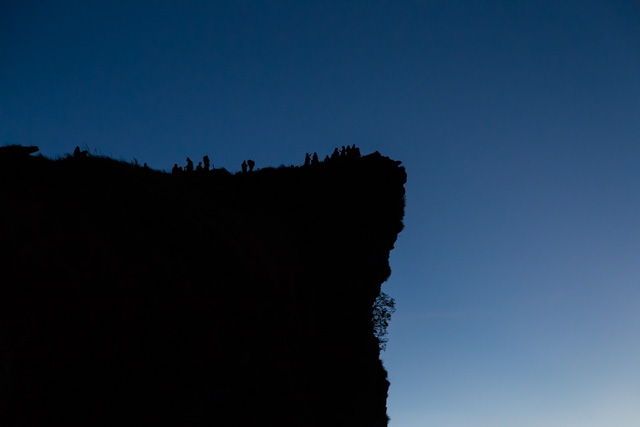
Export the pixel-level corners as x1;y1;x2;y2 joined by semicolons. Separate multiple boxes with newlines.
0;148;406;426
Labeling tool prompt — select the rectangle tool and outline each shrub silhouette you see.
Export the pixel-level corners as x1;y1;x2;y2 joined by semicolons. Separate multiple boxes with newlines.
373;292;396;351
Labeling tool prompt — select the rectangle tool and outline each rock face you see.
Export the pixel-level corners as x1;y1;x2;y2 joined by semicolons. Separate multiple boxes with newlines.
0;144;39;158
0;150;406;426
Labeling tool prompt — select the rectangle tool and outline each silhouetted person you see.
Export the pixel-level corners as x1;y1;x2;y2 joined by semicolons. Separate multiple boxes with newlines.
186;157;193;172
241;160;247;173
331;148;340;161
304;153;311;167
172;163;180;174
340;146;346;157
203;155;210;171
143;163;149;169
324;155;330;162
73;146;88;158
312;152;319;165
247;159;255;172
354;145;361;158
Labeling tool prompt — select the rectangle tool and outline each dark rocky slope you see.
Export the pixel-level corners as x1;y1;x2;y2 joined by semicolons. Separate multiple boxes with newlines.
0;149;406;426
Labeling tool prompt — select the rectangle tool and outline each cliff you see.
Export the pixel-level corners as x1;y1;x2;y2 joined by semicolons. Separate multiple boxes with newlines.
0;148;406;426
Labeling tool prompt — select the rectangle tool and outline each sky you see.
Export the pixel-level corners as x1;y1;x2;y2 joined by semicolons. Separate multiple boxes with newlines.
2;1;640;425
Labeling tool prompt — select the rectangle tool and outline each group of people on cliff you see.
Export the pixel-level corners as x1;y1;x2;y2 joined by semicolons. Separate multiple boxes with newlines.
172;155;214;174
303;144;361;167
172;156;257;175
171;144;362;175
240;159;255;173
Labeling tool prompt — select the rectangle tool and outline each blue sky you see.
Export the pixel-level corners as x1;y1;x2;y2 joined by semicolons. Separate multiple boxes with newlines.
2;1;640;425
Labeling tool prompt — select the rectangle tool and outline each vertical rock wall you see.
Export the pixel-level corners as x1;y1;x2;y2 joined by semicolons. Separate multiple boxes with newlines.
0;151;406;426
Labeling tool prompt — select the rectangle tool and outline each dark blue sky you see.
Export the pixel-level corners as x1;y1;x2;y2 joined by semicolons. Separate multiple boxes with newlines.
3;1;640;425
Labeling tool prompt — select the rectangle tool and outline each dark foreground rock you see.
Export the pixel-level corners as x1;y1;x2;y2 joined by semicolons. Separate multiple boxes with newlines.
0;149;405;426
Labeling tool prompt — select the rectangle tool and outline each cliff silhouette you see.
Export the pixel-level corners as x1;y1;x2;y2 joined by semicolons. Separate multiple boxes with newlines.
0;147;406;426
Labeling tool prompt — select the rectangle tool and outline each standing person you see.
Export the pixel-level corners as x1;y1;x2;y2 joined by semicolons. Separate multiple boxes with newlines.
247;159;255;172
203;155;210;171
185;157;194;172
241;160;247;173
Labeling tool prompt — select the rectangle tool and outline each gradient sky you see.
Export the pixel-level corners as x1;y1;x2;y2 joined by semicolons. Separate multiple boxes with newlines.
2;1;640;425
